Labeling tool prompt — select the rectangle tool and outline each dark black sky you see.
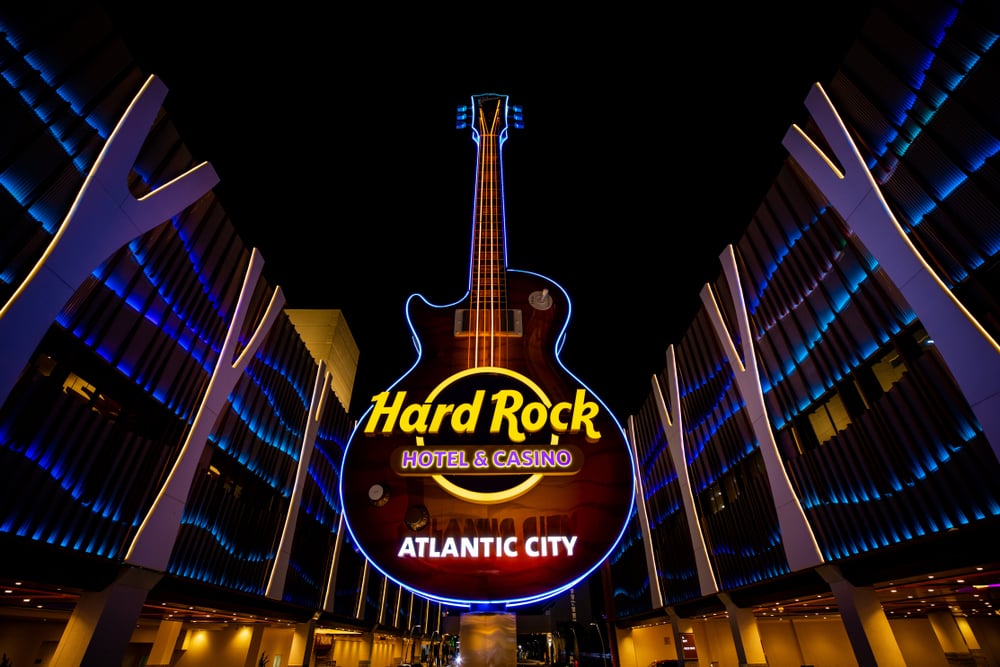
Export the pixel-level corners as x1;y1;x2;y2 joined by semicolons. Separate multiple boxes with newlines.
101;3;877;421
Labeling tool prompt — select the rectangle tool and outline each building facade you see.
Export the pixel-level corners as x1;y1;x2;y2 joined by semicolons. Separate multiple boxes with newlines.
610;1;1000;665
0;6;448;667
1;2;1000;667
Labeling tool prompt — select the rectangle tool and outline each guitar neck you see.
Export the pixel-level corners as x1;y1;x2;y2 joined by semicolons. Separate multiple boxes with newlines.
470;94;510;314
453;93;527;363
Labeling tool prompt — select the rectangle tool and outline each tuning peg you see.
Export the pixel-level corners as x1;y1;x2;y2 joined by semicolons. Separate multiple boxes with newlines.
510;104;524;129
456;105;470;129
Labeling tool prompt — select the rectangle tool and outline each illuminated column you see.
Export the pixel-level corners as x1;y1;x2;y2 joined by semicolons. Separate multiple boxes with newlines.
953;616;985;663
322;514;348;612
0;74;218;408
651;347;719;595
34;74;219;667
288;619;318;667
125;246;285;570
927;610;974;661
247;625;266;667
146;620;184;667
626;415;665;609
701;246;824;570
662;608;690;662
818;565;905;666
717;593;767;667
783;82;1000;461
613;626;637;667
49;249;283;666
267;362;331;598
49;568;163;667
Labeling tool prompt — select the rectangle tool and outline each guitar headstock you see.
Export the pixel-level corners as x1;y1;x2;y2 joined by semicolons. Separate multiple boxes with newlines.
456;93;524;139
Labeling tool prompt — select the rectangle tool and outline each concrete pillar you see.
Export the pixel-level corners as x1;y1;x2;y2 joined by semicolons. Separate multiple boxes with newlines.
289;619;317;667
245;625;266;667
147;619;184;667
928;610;973;661
953;615;982;652
818;565;905;667
718;593;767;667
664;608;686;661
49;567;163;667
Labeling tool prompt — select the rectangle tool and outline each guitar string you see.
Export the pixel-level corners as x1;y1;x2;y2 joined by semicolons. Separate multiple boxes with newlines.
485;99;497;368
471;103;483;369
480;100;490;368
474;99;502;369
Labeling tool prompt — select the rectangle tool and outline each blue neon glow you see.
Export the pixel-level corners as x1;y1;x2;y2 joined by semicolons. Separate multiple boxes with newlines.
339;94;635;607
871;10;1000;241
0;26;111;244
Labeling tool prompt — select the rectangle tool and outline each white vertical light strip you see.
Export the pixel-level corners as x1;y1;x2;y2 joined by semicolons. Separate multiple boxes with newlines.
0;74;218;409
700;245;824;570
126;247;285;570
651;348;719;596
627;414;664;609
784;82;1000;462
323;512;347;612
267;361;330;598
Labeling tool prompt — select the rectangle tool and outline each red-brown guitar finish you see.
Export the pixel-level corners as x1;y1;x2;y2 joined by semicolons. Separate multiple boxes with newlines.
340;94;635;606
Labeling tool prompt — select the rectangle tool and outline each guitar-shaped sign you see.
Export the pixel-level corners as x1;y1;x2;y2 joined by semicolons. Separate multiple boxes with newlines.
339;93;635;606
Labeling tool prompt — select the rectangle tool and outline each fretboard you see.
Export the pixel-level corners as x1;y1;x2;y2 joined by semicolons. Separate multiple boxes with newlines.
469;96;508;316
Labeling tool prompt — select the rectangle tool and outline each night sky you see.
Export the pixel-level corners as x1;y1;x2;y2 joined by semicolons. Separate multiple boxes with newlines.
100;2;877;421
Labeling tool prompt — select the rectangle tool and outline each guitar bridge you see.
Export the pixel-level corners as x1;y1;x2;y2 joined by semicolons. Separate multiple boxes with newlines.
454;309;523;337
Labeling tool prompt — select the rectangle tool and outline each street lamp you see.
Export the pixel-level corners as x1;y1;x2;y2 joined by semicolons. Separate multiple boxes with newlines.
589;622;606;667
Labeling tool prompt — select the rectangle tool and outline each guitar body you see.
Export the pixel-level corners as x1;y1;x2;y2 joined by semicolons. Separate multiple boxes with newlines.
403;270;567;397
340;95;634;605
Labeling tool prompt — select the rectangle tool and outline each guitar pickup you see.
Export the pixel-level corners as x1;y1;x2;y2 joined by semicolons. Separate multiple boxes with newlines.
454;309;523;336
